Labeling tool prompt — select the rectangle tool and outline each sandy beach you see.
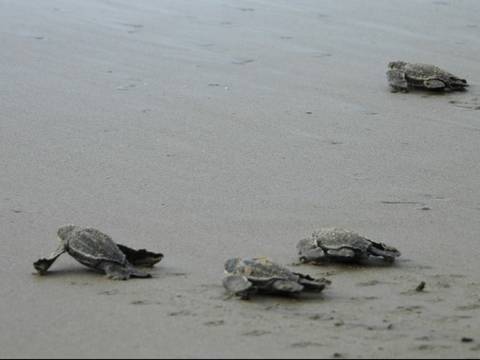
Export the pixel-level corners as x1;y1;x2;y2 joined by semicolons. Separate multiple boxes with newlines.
1;0;480;358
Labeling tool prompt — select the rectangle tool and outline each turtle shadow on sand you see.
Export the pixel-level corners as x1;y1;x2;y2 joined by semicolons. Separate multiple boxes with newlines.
400;88;449;96
296;257;406;270
224;289;329;304
32;266;100;279
391;86;467;96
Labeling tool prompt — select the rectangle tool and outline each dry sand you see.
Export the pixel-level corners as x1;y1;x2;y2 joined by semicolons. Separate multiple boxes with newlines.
1;0;480;358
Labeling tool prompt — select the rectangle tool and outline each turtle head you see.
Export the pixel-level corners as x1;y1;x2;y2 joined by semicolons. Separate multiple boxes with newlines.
388;61;407;70
224;258;242;274
57;225;77;240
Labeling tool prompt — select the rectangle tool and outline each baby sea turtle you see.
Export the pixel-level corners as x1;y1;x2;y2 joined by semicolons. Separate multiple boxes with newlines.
34;225;163;280
223;257;330;299
387;61;468;92
297;228;401;264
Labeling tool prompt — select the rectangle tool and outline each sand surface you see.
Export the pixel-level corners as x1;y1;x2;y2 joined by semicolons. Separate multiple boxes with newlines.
1;0;480;358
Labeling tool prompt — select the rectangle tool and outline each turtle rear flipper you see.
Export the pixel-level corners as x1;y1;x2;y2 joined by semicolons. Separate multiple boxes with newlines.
34;244;66;275
295;274;330;292
116;244;163;267
127;265;152;279
449;78;468;90
102;262;152;280
369;243;401;262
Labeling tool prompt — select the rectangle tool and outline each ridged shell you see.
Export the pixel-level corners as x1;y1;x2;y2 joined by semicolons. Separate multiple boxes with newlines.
65;228;126;265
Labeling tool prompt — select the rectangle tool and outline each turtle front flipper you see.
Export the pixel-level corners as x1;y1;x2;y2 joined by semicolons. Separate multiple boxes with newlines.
424;79;445;90
33;244;66;275
102;262;152;280
116;244;163;267
325;248;357;261
271;279;304;294
295;273;331;292
223;275;254;299
387;69;409;92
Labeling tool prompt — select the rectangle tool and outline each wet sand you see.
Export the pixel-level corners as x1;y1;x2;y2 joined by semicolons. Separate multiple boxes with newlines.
1;0;480;358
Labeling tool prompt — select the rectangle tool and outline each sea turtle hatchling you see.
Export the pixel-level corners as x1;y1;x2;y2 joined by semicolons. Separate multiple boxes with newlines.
34;225;163;280
223;257;330;299
297;228;401;264
387;61;468;92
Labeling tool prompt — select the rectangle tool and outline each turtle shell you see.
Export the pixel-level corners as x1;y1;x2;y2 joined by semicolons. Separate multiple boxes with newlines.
404;63;467;89
225;257;295;281
64;227;127;269
312;228;371;253
403;63;447;81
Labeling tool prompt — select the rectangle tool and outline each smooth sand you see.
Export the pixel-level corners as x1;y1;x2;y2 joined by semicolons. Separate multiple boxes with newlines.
1;0;480;358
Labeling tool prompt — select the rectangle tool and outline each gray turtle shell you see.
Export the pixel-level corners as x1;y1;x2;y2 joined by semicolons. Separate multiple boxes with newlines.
404;63;464;86
64;227;128;268
225;257;297;281
405;63;454;80
312;228;371;252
